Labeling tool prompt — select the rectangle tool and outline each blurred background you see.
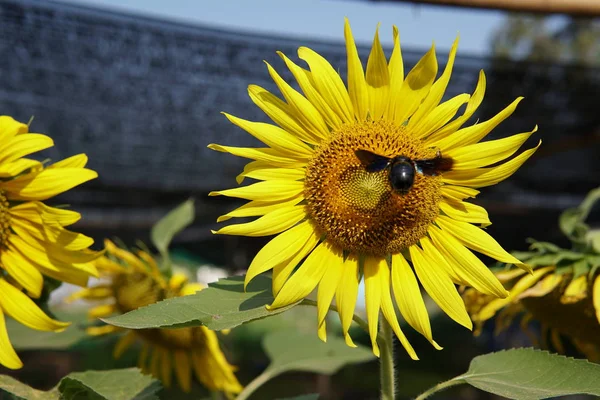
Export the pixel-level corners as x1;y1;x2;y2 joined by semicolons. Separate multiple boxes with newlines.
1;0;599;398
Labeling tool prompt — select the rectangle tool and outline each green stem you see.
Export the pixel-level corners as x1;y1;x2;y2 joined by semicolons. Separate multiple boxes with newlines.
414;378;463;400
235;370;271;400
378;317;395;400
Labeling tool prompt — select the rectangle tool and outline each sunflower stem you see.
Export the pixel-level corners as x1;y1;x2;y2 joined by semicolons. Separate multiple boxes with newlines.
235;370;271;400
414;378;464;400
379;317;396;400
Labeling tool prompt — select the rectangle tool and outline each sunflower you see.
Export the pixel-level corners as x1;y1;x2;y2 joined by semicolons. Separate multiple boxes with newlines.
0;115;99;370
70;240;243;396
209;20;539;358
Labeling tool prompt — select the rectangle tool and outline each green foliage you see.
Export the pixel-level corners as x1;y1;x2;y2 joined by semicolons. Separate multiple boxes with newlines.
150;199;195;271
103;275;300;331
0;368;160;400
7;317;86;350
237;330;374;400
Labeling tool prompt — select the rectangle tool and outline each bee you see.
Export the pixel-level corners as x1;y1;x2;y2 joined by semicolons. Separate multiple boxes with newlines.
354;149;454;195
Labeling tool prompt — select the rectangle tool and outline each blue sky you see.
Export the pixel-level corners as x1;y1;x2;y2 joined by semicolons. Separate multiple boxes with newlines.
59;0;507;55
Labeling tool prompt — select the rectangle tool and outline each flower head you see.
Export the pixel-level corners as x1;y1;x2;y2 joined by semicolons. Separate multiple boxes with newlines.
210;20;539;358
0;116;99;369
71;240;243;396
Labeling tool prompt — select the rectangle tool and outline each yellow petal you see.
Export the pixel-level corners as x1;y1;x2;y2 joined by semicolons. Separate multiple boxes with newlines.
440;185;480;201
48;154;88;169
390;43;438;125
247;85;315;145
272;232;320;296
160;348;172;388
213;205;305;237
265;61;329;141
174;351;192;393
439;199;491;227
365;25;390;120
517;274;562;299
432;97;523;152
428;224;508;297
181;283;203;296
207;144;305;167
386;26;403;119
0;115;28;143
0;307;22;369
297;47;354;123
411;94;470;139
88;304;116;319
0;279;70;332
442;141;540;188
222;113;313;157
378;258;418;360
4;168;97;201
561;275;588;304
0;133;53;164
169;273;189;291
113;331;137;359
236;161;305;184
409;244;472;329
363;257;381;357
217;195;303;223
410;36;459;128
436;216;526;267
0;158;41;178
344;18;368;120
419;236;469;286
245;219;316;289
269;241;332;309
335;254;359;348
209;179;304;201
593;276;600;324
1;248;43;298
446;126;538;170
316;246;344;342
391;253;441;350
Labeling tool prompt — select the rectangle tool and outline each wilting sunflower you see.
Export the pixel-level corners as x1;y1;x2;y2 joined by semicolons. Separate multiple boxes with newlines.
209;20;539;358
0;115;99;370
464;188;600;361
69;240;243;396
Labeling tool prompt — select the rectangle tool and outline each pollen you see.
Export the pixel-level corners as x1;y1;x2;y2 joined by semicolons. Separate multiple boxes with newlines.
0;191;11;249
304;120;442;256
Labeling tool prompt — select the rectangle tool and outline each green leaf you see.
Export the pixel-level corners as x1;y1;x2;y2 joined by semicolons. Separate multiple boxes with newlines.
527;240;561;253
424;348;600;400
150;199;195;268
0;368;159;400
103;275;300;331
237;330;374;400
7;318;87;351
559;187;600;243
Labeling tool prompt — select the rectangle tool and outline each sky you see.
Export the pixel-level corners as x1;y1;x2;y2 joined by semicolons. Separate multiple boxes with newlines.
58;0;507;56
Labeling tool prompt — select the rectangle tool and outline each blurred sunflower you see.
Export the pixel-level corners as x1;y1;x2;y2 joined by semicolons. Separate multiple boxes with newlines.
464;187;600;361
0;115;99;370
210;19;539;358
69;240;243;396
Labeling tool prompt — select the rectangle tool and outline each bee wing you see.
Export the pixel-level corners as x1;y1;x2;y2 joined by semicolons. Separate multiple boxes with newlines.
414;157;453;175
355;149;391;172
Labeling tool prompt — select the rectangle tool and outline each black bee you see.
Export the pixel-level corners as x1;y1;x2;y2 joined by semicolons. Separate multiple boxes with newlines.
354;149;453;195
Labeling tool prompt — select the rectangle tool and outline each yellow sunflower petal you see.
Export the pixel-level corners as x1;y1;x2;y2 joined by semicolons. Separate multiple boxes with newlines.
174;351;192;393
391;253;441;350
517;274;562;299
344;18;368;120
439;199;491;227
222;113;313;157
245;219;316;289
0;116;28;142
236;161;305;184
594;276;600;323
446;126;538;170
209;179;304;201
0;279;70;332
428;224;508;297
48;154;88;169
207;144;305;167
0;307;23;369
386;26;403;119
411;93;470;139
336;254;359;348
390;43;438;125
419;236;469;286
0;158;42;178
0;133;53;164
217;195;303;223
316;246;344;342
247;85;315;145
88;304;116;319
561;275;588;304
436;216;526;267
272;231;320;296
440;185;480;201
409;245;472;329
113;331;137;359
269;241;332;309
4;168;97;201
442;141;540;188
378;258;418;360
160;348;172;388
365;25;390;120
364;256;382;357
1;248;44;298
212;205;305;237
297;47;354;123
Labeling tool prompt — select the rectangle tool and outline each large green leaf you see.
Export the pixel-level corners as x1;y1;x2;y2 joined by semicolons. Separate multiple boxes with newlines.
103;276;300;331
0;368;160;400
150;199;195;268
420;348;600;400
237;330;374;400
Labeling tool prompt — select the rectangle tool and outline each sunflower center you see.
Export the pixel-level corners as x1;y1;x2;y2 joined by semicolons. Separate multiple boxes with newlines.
0;191;11;249
304;120;441;256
